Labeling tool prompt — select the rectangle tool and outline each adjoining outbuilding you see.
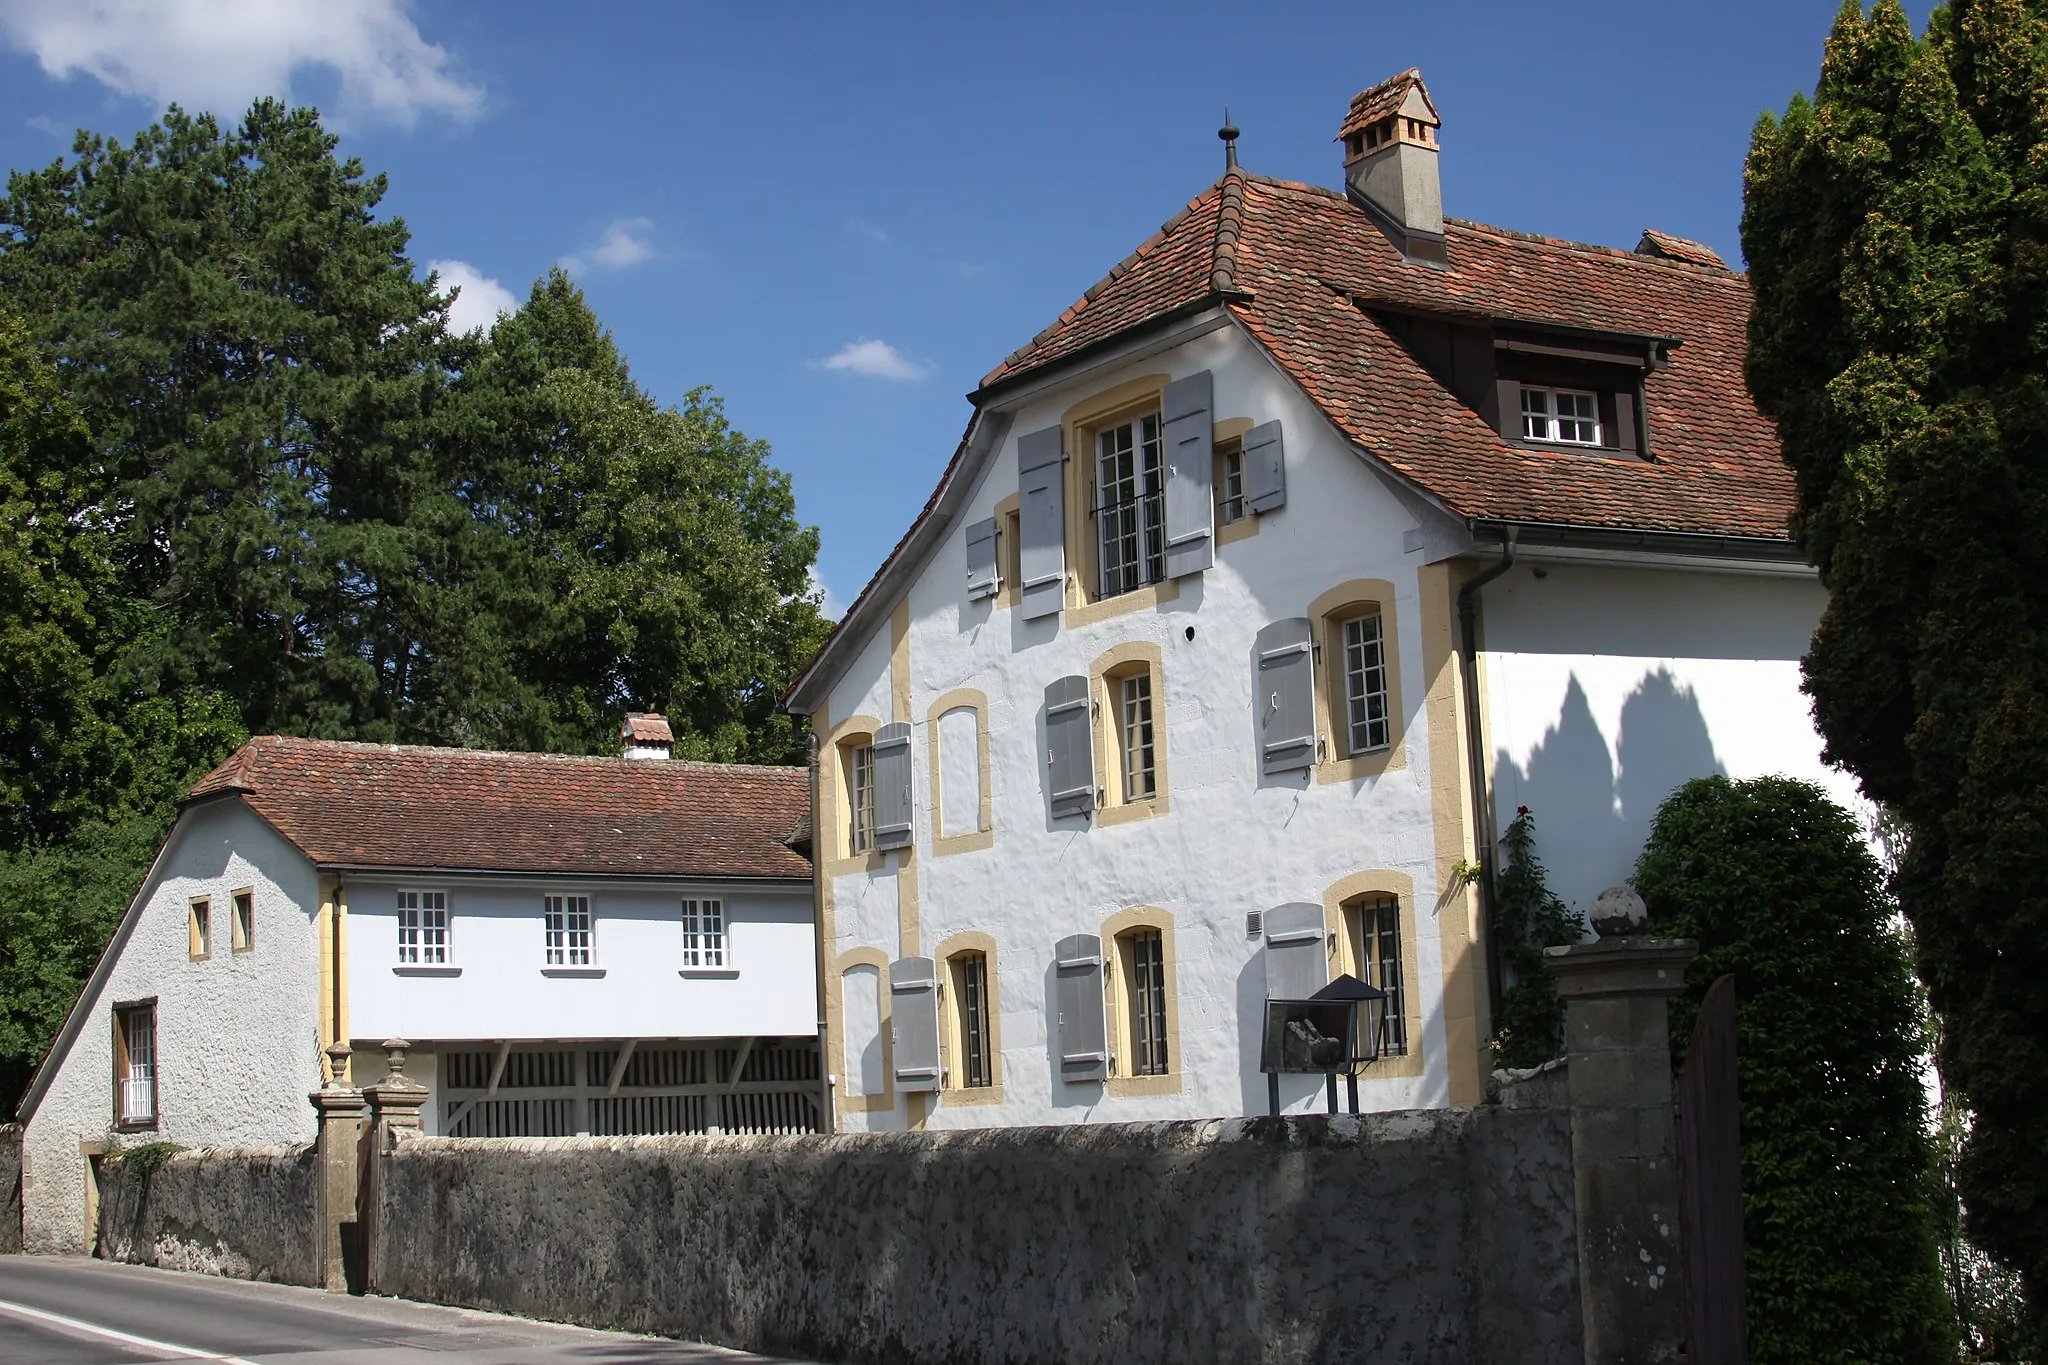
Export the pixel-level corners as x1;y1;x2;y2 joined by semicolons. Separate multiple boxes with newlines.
16;717;820;1253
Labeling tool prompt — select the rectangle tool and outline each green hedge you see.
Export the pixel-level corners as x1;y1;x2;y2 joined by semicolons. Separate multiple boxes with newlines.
1635;775;1950;1365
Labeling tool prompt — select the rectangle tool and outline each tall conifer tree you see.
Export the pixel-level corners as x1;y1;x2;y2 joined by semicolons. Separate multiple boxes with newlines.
1744;0;2048;1332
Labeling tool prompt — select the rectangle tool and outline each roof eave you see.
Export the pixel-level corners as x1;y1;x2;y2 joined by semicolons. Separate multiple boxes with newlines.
1468;518;1810;573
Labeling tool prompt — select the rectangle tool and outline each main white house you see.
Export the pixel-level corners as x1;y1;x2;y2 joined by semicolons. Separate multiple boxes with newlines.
780;70;1853;1132
16;717;821;1253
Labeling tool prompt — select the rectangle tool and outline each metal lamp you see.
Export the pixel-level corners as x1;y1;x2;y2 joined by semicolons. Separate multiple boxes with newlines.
1259;972;1388;1115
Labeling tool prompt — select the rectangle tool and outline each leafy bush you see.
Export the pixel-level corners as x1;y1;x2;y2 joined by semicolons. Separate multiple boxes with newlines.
1489;807;1583;1069
1635;775;1950;1365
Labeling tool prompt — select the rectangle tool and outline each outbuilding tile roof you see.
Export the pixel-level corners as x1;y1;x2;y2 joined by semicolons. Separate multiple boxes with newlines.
980;169;1790;540
189;737;811;879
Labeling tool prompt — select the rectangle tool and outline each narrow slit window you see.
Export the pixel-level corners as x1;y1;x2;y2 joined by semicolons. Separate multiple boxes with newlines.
1123;929;1169;1076
848;743;877;854
398;889;449;965
544;894;592;966
1342;613;1392;755
1096;413;1166;597
188;899;210;960
1520;387;1602;446
1216;441;1246;525
231;890;254;953
1119;673;1157;803
953;951;992;1088
682;898;726;969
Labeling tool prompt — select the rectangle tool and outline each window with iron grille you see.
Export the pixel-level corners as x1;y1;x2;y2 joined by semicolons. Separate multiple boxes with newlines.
681;898;726;969
1341;612;1392;755
847;742;876;854
544;894;592;965
397;889;449;964
114;1003;156;1128
1520;387;1602;445
1118;672;1157;802
1122;928;1169;1076
952;951;992;1088
1216;440;1246;524
1096;413;1166;597
1348;895;1408;1057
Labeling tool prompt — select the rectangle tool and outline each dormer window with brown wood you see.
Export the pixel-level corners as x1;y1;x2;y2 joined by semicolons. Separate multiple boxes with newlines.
1520;387;1603;446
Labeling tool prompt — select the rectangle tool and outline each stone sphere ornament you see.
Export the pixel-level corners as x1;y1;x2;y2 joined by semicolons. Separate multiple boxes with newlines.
1590;886;1647;938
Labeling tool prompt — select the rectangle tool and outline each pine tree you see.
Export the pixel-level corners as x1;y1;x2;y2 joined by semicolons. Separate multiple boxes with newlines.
1743;0;2048;1335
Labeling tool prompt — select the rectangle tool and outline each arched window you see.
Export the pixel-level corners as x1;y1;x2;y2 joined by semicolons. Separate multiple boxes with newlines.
1100;907;1180;1096
1306;580;1408;783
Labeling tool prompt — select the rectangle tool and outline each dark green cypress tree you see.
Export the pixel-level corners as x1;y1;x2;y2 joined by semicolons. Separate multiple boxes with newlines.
1489;807;1582;1069
1637;776;1952;1365
1744;1;2048;1337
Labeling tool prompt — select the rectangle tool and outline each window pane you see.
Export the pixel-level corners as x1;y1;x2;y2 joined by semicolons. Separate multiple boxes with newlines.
958;952;991;1088
1127;929;1169;1076
1343;613;1391;754
1372;899;1406;1056
1121;673;1156;802
849;745;876;853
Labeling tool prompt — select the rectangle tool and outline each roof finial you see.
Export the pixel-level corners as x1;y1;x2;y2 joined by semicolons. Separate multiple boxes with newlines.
1219;106;1240;170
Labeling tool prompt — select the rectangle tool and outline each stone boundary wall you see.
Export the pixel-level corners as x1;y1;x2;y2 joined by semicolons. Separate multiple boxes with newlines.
374;1108;1582;1365
97;1144;318;1286
0;1124;20;1254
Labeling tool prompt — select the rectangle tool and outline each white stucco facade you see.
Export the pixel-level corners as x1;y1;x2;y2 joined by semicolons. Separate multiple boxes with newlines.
1482;559;1851;916
800;318;1841;1134
345;878;815;1043
815;324;1488;1131
20;801;323;1253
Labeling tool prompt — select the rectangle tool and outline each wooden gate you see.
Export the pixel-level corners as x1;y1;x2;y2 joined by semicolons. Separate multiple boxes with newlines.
1675;972;1746;1363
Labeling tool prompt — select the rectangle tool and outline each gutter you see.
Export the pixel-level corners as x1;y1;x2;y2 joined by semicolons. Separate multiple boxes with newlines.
1467;518;1804;567
1456;527;1517;1029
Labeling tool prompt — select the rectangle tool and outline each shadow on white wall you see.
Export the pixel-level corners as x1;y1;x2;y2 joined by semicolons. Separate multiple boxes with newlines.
1493;667;1726;914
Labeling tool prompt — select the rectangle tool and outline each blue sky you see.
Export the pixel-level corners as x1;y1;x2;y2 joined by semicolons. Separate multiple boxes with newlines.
0;1;1932;614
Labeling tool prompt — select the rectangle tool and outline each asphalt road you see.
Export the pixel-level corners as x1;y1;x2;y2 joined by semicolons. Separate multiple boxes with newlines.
0;1256;812;1364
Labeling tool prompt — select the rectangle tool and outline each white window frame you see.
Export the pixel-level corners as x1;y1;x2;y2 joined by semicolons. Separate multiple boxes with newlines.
1216;441;1246;525
847;743;877;855
116;1004;156;1128
397;888;450;965
1120;928;1170;1077
544;893;594;966
1118;672;1157;803
681;897;727;970
1341;612;1392;756
1096;412;1166;597
1520;386;1602;446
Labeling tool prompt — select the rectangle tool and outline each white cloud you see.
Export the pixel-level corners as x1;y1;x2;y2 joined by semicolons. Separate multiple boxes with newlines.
806;567;844;621
429;259;517;336
815;337;931;382
559;218;655;275
0;0;483;127
846;217;889;244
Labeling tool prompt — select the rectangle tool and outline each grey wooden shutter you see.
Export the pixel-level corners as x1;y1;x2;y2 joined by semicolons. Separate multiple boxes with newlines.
1264;902;1330;1000
889;956;942;1092
873;721;913;850
1256;617;1317;774
1161;370;1215;578
1044;675;1095;818
1054;933;1108;1083
1018;426;1066;620
965;516;1000;600
1243;420;1288;514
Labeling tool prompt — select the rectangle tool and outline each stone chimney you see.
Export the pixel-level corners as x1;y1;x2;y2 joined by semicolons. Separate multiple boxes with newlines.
1339;69;1446;265
620;712;673;761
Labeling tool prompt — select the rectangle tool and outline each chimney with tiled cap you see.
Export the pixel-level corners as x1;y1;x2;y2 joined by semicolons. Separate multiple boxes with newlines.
1339;69;1446;265
620;712;673;761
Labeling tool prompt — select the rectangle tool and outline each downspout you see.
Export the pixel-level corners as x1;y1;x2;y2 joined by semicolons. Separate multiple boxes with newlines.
1457;527;1517;1026
808;729;833;1134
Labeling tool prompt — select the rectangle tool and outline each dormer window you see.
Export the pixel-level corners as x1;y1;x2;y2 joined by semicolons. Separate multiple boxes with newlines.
1521;387;1602;446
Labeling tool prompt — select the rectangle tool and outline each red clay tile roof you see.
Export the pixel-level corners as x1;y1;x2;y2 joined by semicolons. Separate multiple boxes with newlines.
188;737;810;879
1636;229;1727;269
1337;68;1438;141
979;169;1790;540
621;712;674;744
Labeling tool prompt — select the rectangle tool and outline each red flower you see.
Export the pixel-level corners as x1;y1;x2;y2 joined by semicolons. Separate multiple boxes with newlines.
1516;805;1530;816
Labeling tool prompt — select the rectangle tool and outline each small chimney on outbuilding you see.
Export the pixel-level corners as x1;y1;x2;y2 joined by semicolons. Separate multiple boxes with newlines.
1339;69;1446;265
620;712;673;761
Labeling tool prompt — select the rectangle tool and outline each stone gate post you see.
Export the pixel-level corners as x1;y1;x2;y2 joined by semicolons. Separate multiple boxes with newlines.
1546;935;1698;1365
307;1043;364;1293
360;1039;428;1293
